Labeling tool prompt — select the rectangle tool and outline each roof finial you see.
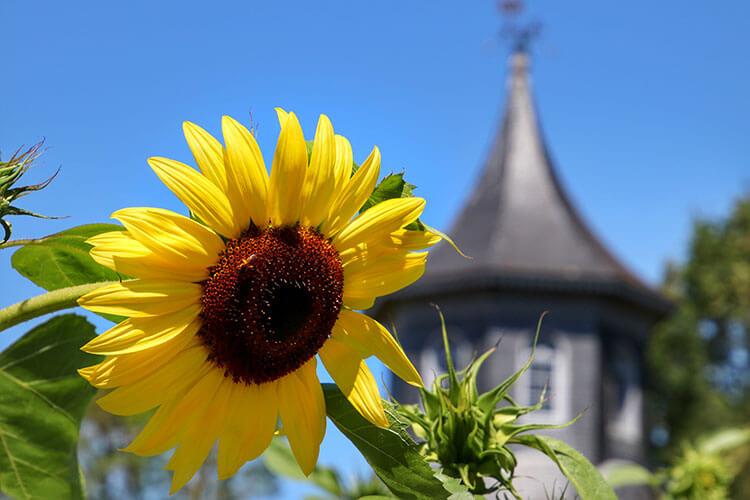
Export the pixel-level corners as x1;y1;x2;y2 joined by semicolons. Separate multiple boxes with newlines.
498;0;542;55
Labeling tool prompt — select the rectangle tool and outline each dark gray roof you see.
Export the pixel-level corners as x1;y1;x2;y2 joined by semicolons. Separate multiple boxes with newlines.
411;52;668;315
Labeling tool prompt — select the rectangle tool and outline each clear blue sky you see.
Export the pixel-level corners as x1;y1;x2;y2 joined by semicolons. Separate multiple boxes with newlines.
2;1;748;497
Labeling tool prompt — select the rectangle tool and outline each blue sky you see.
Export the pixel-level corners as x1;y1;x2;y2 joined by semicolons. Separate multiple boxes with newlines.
2;1;749;497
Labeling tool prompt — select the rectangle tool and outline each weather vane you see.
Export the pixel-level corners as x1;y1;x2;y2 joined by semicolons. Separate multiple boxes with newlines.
498;0;542;53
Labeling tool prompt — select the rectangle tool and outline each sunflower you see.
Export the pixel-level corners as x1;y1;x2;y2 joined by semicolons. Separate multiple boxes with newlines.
77;109;441;493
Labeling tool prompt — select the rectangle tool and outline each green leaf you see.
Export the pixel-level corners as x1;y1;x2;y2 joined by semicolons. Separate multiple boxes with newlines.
697;427;750;454
433;470;475;500
264;437;343;496
0;314;101;500
11;224;126;292
602;462;654;489
514;435;617;500
322;383;451;500
359;173;415;213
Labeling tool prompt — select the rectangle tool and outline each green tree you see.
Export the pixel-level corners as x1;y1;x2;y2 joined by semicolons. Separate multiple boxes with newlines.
648;194;750;496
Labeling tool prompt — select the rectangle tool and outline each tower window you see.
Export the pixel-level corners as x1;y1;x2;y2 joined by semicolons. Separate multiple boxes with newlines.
516;337;570;423
527;345;555;411
528;354;554;410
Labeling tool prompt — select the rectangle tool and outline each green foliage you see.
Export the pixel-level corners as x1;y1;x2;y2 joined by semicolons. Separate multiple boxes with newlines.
603;462;655;490
662;447;732;500
516;436;616;500
648;194;750;478
11;224;125;291
322;383;460;500
0;314;100;500
359;173;416;213
604;427;750;500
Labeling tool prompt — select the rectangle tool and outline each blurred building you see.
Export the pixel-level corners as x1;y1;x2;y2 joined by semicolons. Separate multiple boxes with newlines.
374;50;670;498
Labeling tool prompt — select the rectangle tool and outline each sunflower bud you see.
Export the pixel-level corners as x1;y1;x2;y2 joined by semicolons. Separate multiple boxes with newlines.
0;142;59;243
396;310;581;497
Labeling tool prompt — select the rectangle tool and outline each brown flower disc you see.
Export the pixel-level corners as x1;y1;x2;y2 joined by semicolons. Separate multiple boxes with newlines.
198;224;344;384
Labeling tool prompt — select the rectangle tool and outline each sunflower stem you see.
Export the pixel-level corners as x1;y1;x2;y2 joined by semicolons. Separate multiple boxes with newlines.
0;227;87;250
0;238;39;250
0;282;117;333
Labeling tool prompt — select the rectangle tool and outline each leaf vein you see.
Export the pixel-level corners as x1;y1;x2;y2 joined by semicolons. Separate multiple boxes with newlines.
0;424;30;500
0;369;76;423
0;338;82;371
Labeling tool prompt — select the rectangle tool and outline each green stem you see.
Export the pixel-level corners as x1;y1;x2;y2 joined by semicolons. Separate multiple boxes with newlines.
0;238;38;250
0;227;86;250
0;282;117;333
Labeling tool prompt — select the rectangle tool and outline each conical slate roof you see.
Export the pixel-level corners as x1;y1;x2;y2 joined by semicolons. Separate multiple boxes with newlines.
399;52;668;314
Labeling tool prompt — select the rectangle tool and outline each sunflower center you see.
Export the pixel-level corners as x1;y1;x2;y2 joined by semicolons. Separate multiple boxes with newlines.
198;224;344;384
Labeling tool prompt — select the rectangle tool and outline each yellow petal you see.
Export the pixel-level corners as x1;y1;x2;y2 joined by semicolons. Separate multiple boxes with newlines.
148;156;241;238
166;376;233;494
342;296;375;310
331;135;353;200
275;107;289;124
81;305;201;355
123;365;224;457
78;333;200;389
96;346;211;415
86;230;129;247
338;241;399;269
91;245;208;282
183;121;229;194
300;114;336;227
334;197;425;251
334;311;423;387
77;280;201;318
341;245;406;274
217;381;278;480
268;111;307;226
319;338;388;427
124;391;188;456
343;251;427;298
88;231;206;282
277;358;325;475
387;229;442;251
111;207;224;271
321;146;381;237
222;115;269;227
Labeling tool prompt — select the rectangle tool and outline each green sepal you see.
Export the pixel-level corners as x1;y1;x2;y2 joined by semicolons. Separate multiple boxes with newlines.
0;143;60;242
420;223;469;259
433;306;461;406
1;218;10;244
